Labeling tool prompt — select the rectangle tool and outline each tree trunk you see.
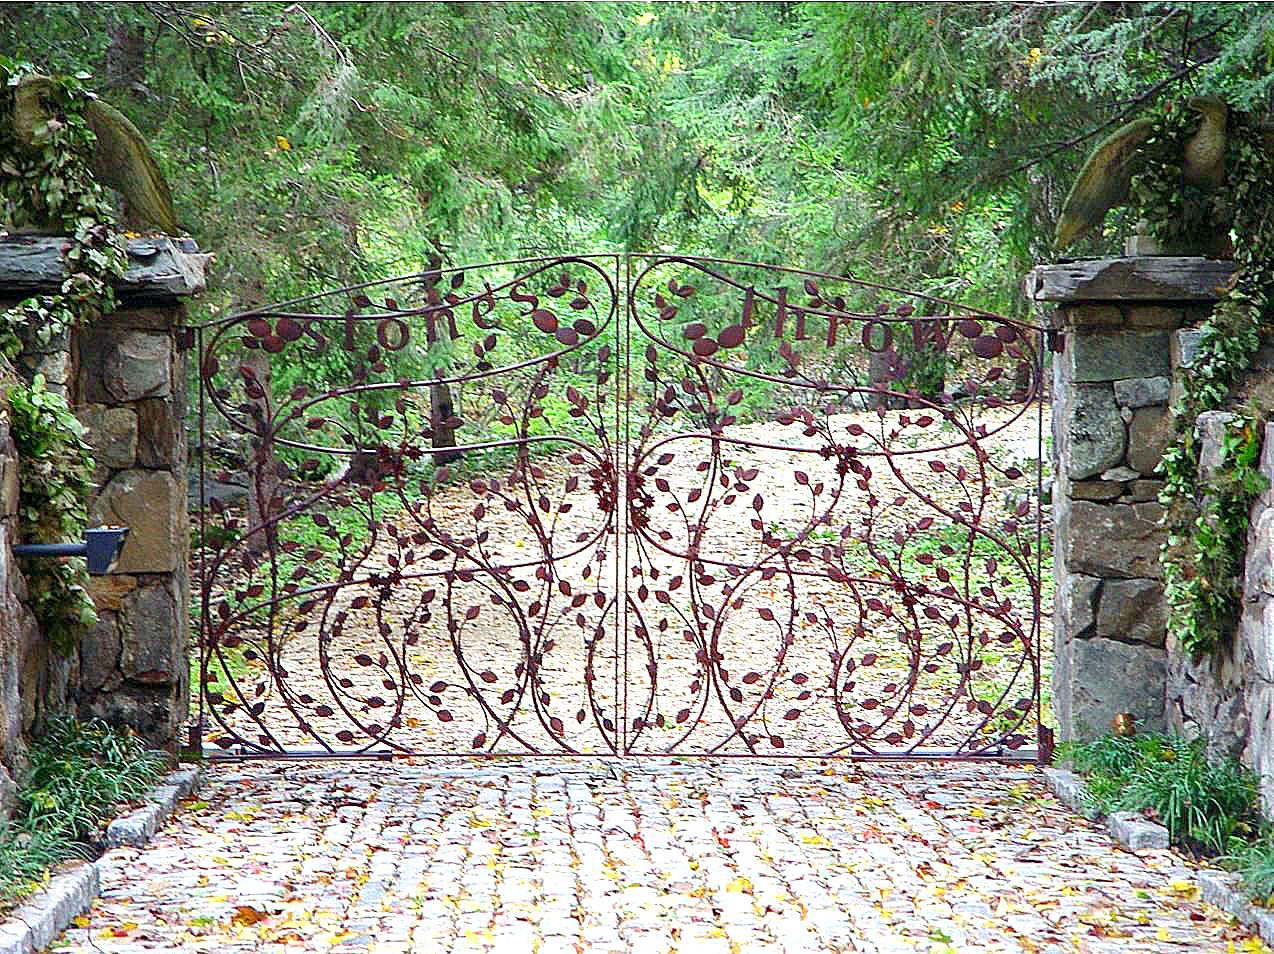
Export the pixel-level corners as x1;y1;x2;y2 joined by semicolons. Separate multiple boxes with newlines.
105;18;146;93
242;349;280;556
430;382;462;465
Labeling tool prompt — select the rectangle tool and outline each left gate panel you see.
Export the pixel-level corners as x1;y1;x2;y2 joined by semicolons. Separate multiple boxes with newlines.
195;256;622;755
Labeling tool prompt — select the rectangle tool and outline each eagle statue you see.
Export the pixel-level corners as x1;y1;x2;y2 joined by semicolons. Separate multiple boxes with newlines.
1055;97;1229;251
10;74;179;235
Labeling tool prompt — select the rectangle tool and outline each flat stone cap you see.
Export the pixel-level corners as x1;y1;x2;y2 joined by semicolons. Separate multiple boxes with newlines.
0;235;208;299
1026;256;1235;303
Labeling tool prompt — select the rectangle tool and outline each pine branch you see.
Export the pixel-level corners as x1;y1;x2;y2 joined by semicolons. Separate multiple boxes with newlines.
997;52;1219;179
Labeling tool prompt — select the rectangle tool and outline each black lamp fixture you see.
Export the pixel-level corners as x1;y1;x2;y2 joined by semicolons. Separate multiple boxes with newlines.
12;526;130;575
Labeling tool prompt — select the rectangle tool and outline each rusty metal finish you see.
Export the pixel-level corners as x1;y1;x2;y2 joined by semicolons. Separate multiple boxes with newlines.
194;254;1046;760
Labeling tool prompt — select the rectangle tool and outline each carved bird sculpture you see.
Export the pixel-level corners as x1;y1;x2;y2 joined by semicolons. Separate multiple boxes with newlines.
1055;97;1229;249
11;74;179;235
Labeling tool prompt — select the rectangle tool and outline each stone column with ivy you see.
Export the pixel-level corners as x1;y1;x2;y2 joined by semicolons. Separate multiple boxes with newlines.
1025;256;1231;742
0;391;35;816
0;236;206;750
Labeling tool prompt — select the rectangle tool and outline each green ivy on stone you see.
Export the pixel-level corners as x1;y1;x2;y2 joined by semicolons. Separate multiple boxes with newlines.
6;376;98;654
1131;102;1274;659
1;59;128;655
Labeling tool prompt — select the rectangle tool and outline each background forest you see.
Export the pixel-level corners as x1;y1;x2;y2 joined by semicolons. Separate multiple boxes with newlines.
5;1;1274;323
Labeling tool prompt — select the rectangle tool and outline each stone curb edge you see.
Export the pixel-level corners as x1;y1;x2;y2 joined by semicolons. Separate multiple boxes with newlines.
1043;767;1169;848
1043;766;1274;946
1198;871;1274;945
0;762;203;954
104;765;202;849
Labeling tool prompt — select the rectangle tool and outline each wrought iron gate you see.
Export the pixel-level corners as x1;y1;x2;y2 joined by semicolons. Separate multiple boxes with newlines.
194;255;1048;760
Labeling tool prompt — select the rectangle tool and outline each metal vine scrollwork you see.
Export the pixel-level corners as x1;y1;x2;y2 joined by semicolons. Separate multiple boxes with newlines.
195;254;1047;759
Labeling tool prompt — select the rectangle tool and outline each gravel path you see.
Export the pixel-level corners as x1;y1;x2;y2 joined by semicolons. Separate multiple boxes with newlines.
56;759;1262;953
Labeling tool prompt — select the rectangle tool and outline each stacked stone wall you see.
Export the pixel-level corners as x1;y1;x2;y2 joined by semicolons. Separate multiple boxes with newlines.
0;236;204;771
1029;255;1274;811
0;398;34;818
1234;426;1274;810
1174;400;1274;811
76;302;191;744
0;302;80;756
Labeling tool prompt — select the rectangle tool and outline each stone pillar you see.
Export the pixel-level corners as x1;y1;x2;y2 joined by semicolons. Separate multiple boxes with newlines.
1025;257;1232;741
0;400;33;818
0;235;207;750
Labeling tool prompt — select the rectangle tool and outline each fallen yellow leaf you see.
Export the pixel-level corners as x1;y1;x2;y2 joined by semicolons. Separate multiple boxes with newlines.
231;905;269;927
1165;879;1199;900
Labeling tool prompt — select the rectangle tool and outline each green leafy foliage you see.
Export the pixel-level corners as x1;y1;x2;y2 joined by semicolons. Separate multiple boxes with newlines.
2;4;1271;494
7;3;1272;327
0;718;166;909
808;3;1274;308
6;5;1274;669
1;59;128;654
5;376;98;655
1161;413;1270;657
1132;105;1274;658
1060;732;1261;856
1225;834;1274;903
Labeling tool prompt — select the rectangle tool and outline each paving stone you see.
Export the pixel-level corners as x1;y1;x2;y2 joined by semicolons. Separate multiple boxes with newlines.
39;759;1266;953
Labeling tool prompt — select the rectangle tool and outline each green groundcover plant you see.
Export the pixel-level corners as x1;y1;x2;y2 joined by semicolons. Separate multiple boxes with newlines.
1225;836;1274;905
0;718;165;910
1060;731;1274;901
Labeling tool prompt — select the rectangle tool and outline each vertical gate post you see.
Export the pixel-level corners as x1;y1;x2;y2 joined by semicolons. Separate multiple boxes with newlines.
0;236;208;753
74;238;208;749
1025;256;1231;742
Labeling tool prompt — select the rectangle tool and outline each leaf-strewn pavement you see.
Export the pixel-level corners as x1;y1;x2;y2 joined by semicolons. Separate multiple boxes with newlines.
56;760;1266;952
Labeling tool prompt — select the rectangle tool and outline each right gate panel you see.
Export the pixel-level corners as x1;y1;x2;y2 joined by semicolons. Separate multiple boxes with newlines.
620;256;1046;757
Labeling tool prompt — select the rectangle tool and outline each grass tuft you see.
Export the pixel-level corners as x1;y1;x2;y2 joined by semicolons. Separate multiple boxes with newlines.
1058;732;1261;856
1224;834;1274;903
0;717;166;910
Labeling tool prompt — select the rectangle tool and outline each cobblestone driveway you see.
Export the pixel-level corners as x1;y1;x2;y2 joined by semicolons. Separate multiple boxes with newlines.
56;760;1262;953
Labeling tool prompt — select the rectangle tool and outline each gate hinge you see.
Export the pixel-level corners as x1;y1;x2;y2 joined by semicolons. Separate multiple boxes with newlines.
1046;329;1064;354
176;326;196;351
180;721;204;762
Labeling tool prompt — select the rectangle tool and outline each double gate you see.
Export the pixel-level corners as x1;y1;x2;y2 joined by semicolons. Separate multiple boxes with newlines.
194;255;1049;760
